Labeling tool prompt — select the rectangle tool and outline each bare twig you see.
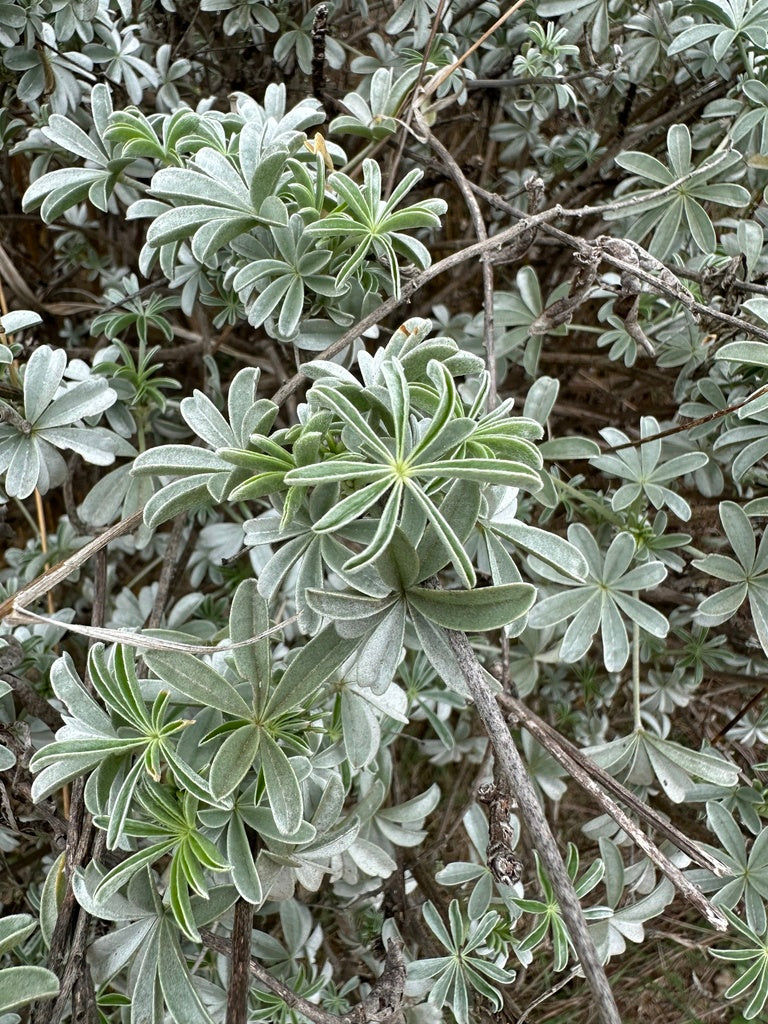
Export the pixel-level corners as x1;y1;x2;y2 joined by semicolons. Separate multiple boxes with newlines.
501;695;726;875
225;899;254;1024
467;178;768;351
0;506;296;651
601;381;768;452
146;514;188;630
412;107;497;407
3;671;62;732
384;0;449;197
417;0;528;102
515;967;582;1024
199;928;406;1024
311;4;328;104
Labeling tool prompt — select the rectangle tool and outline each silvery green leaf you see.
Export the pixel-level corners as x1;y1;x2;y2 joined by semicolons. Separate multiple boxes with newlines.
39;426;123;464
304;588;391;623
0;967;59;1012
227;815;263;904
539;437;601;458
133;445;227;476
23;345;66;423
180;391;235;448
142;476;219;529
39;853;66;949
348;837;397;878
523;375;559;423
410;610;470;697
352;602;405;695
209;725;260;800
45;112;107;164
611;592;669;637
0;915;36;955
259;732;303;836
407;582;535;631
0;310;42;335
341;689;379;768
436;863;486;885
266;625;359;718
5;437;41;499
229;580;270;705
498;520;587;580
697;583;747;620
144;651;251;718
157;919;215;1024
646;735;738;790
738;220;764;279
381;783;440;824
720;501;756;571
416;481;481;582
89;919;156;984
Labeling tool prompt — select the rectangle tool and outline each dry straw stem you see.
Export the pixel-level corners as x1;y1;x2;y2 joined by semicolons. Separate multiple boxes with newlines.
0;508;297;651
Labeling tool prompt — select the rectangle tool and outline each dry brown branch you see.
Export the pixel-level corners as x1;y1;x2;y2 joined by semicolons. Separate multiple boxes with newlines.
442;626;622;1024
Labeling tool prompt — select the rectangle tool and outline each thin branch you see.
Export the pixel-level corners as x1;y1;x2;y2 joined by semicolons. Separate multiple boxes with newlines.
553;145;733;220
674;263;768;297
146;514;188;630
418;0;528;101
501;695;726;875
412;107;497;407
711;685;768;744
201;931;344;1024
601;381;768;452
384;0;449;197
467;178;768;348
199;928;405;1024
3;671;62;732
468;69;614;88
270;206;563;407
443;627;622;1024
515;967;582;1024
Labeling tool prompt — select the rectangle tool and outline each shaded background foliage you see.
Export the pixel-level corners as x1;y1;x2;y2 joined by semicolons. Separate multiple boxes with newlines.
4;1;768;1023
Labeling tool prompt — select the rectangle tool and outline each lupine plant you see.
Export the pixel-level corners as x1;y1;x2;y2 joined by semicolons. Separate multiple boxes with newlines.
6;2;768;1023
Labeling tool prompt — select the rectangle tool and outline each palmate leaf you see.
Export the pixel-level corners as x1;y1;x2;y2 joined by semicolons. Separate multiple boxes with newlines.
712;909;768;1020
306;159;446;295
609;125;749;257
284;354;542;583
529;527;668;671
695;501;768;655
586;730;737;802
